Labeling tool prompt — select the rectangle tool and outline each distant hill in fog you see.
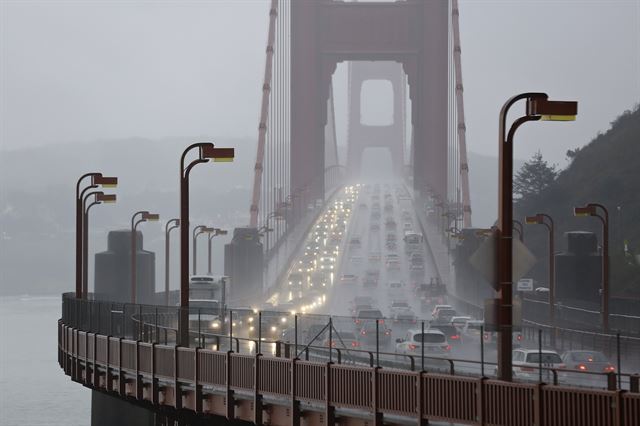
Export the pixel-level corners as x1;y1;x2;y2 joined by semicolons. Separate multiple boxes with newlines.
0;137;257;295
515;104;640;297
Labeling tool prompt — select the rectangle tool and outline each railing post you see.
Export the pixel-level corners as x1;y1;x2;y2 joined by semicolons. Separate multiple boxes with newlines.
225;351;235;420
533;382;543;426
372;366;383;426
93;333;99;387
174;345;182;410
254;353;263;425
195;347;203;414
151;343;159;405
630;374;640;393
136;340;143;400
118;337;125;396
607;372;617;391
325;361;335;426
291;357;300;426
477;377;487;426
106;335;112;391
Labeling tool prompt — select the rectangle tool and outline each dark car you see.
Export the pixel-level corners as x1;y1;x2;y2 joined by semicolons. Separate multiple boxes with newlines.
430;324;462;346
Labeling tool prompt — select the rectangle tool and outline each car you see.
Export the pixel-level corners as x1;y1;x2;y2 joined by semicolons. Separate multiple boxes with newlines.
388;299;412;316
561;350;615;374
403;222;413;231
309;271;329;288
318;257;334;271
363;270;380;288
511;349;565;380
387;281;405;296
385;219;397;230
393;310;418;326
432;308;457;323
431;304;454;318
354;308;384;326
462;320;485;341
385;254;401;269
349;236;362;247
358;319;392;343
395;329;450;355
368;252;382;262
288;272;304;287
340;274;358;285
450;316;472;330
323;330;361;348
351;296;374;306
409;253;425;271
430;324;463;346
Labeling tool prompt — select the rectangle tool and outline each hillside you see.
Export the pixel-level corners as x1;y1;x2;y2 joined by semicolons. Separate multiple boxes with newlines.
515;104;640;297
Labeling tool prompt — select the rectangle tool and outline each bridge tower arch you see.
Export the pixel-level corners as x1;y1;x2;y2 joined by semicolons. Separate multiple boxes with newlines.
291;0;449;201
346;61;405;178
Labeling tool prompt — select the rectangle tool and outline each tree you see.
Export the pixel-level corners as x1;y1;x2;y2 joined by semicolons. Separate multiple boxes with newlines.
513;151;557;200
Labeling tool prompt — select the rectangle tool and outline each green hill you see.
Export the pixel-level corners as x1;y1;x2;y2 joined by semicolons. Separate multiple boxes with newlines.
515;104;640;298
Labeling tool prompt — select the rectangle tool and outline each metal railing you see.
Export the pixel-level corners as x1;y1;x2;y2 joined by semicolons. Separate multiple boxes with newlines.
59;313;640;426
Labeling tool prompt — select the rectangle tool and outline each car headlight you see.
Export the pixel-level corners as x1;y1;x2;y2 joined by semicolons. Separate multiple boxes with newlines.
210;322;220;329
248;317;254;323
281;317;287;324
249;326;254;331
271;326;277;332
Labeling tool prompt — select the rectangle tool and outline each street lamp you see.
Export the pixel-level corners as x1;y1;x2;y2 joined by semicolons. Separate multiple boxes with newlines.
75;173;117;299
208;228;228;275
180;143;234;346
193;225;215;275
165;218;180;306
82;191;116;298
525;213;556;345
574;203;610;332
513;219;524;242
497;93;577;381
131;211;160;303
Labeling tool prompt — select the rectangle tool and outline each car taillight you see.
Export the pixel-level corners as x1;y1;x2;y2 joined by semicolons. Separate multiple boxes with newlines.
351;341;359;347
516;334;523;341
520;366;535;372
378;319;384;324
384;329;391;335
450;335;460;340
408;344;417;351
445;345;451;351
577;364;587;371
484;333;490;340
355;319;360;324
361;330;366;335
604;365;615;372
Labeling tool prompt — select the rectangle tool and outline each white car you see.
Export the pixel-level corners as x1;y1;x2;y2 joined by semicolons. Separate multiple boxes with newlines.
450;316;472;330
511;349;565;380
388;300;412;316
431;304;454;318
387;281;405;297
340;274;358;284
396;329;450;355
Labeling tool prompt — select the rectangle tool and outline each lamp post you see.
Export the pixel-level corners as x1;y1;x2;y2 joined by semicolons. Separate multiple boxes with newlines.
75;173;118;299
179;143;234;346
165;218;180;306
574;203;610;332
525;213;555;345
513;219;524;242
193;225;215;275
131;211;160;303
208;228;228;275
82;192;116;298
497;93;577;381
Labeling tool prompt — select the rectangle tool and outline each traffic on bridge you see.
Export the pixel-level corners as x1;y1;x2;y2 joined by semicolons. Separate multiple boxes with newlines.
2;0;639;425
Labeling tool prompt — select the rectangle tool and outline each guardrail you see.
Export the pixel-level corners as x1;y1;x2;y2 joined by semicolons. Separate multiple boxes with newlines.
59;316;640;426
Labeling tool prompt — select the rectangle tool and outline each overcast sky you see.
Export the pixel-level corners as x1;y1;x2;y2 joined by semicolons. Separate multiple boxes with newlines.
1;0;639;167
